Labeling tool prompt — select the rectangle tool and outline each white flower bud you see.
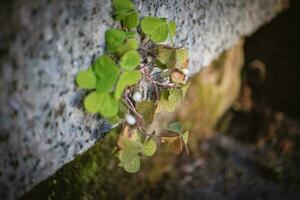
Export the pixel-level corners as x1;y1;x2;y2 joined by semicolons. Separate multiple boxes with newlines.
133;92;142;102
126;114;136;125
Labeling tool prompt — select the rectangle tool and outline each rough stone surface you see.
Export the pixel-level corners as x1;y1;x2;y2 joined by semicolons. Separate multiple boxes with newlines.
0;0;287;199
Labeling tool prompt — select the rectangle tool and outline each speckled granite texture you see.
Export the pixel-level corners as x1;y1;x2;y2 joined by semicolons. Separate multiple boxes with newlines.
0;0;287;199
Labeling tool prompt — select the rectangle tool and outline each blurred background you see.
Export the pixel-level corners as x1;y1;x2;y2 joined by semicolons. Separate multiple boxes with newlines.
20;0;300;199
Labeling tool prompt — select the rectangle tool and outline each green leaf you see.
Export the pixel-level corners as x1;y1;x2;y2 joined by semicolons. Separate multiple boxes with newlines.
158;90;177;112
114;79;126;100
168;88;183;104
94;55;119;93
166;122;183;134
119;50;141;70
99;93;119;118
168;21;176;44
113;0;139;29
121;136;143;151
136;101;156;125
157;87;186;113
115;70;142;99
142;138;157;157
123;70;142;85
156;46;175;67
117;38;139;55
123;11;139;29
176;48;189;68
124;31;136;38
83;91;119;117
113;0;135;11
118;161;124;167
181;83;190;100
141;17;168;43
76;70;96;89
105;29;135;52
83;91;103;114
120;148;138;164
123;154;140;173
115;10;131;21
118;137;143;173
105;29;126;52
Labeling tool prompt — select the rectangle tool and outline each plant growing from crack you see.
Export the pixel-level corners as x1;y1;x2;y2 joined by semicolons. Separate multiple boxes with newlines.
76;0;190;173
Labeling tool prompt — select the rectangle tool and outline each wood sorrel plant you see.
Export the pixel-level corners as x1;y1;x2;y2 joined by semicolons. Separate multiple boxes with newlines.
76;0;190;173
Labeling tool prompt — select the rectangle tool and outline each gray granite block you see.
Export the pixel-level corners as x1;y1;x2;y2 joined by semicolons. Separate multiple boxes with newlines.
0;0;287;199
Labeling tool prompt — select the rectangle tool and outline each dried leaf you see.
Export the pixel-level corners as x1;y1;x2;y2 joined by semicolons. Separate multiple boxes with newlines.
136;101;156;125
156;46;189;69
171;69;186;83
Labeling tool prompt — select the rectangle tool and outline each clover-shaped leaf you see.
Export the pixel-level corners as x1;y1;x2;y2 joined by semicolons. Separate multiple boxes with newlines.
99;93;119;118
119;134;143;151
77;0;190;173
105;29;126;52
123;154;140;173
115;70;141;99
158;85;189;113
141;17;169;43
136;101;156;126
123;70;142;84
142;138;157;157
118;134;143;173
120;50;141;70
161;122;189;155
156;46;189;68
119;148;139;164
76;69;96;89
158;89;185;113
83;91;119;118
83;91;103;114
105;29;135;52
113;0;139;29
117;37;139;55
113;0;135;12
156;46;175;67
168;88;183;104
123;11;139;29
160;134;182;155
166;122;183;134
93;55;119;93
157;90;177;112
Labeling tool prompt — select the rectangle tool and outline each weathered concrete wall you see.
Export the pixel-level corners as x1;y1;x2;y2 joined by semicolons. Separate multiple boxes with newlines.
0;0;287;199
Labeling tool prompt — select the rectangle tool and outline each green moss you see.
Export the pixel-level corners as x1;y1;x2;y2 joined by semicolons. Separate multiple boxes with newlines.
20;128;161;200
20;130;121;200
